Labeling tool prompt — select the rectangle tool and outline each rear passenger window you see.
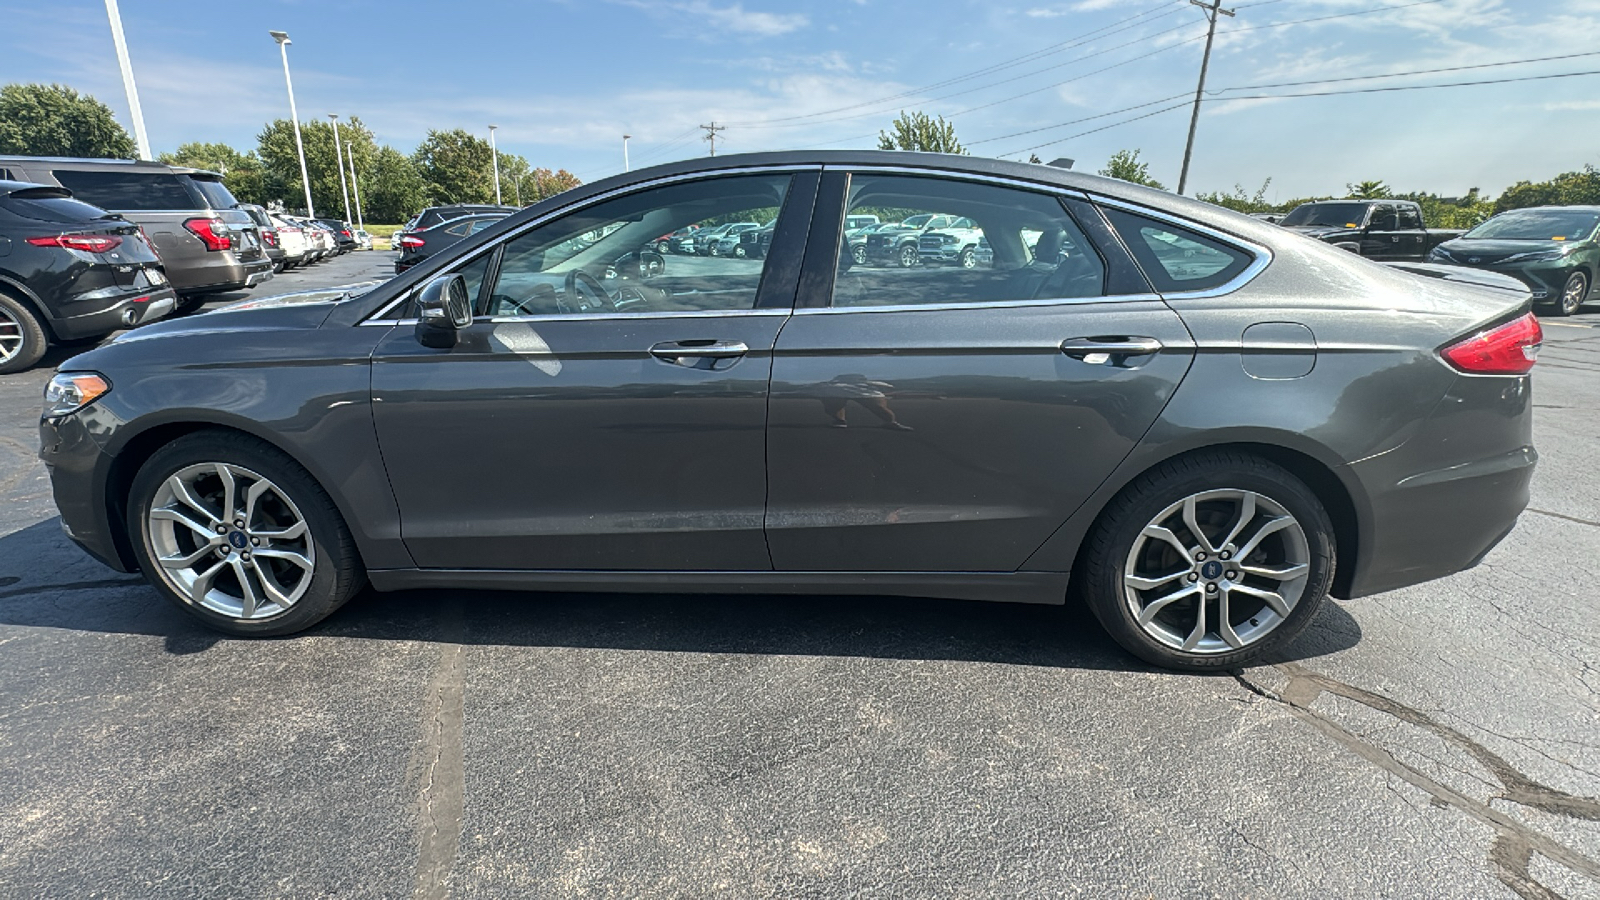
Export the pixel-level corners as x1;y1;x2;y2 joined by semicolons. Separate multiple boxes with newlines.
832;174;1105;308
1102;207;1252;294
52;170;197;211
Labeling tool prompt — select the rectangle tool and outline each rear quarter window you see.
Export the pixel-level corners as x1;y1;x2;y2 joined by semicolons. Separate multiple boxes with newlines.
1;190;115;224
1102;207;1254;294
51;170;198;211
188;178;240;210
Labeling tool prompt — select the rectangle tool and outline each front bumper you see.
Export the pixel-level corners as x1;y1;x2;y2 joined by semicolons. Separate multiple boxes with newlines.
40;411;132;573
1438;259;1578;302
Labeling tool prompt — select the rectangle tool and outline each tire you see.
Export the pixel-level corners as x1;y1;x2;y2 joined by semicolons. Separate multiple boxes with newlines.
851;244;867;266
1075;451;1335;671
656;241;669;254
0;292;50;374
733;245;747;259
127;431;365;637
1553;270;1588;317
959;247;976;269
174;295;208;315
898;244;919;268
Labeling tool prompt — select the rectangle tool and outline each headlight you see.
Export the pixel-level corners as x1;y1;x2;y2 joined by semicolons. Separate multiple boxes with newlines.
43;372;110;418
1499;250;1566;264
1429;247;1453;261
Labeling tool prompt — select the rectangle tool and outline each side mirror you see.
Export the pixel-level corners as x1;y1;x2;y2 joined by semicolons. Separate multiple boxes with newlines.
415;273;473;349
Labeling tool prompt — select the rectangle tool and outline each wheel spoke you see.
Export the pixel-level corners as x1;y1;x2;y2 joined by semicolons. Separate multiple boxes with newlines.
230;558;259;619
1125;570;1188;592
243;479;272;530
1137;583;1200;626
1181;590;1208;651
189;557;226;600
1238;561;1309;582
1218;492;1258;552
253;520;306;542
254;547;312;572
1235;515;1295;561
1217;587;1244;649
1182;496;1216;554
150;506;217;542
215;464;237;524
159;542;219;570
252;561;295;609
1230;583;1293;618
1141;525;1194;565
166;474;219;525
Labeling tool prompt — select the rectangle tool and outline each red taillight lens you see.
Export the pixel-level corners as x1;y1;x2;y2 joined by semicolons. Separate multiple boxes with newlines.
341;229;351;237
1442;312;1542;375
262;228;279;247
399;235;426;249
183;217;232;251
26;234;122;253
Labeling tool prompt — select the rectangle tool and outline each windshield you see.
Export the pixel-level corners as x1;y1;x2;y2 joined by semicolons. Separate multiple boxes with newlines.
1464;209;1600;241
1280;203;1371;228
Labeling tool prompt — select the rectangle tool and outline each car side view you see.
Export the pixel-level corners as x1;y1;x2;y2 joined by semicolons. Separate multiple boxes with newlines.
40;151;1539;670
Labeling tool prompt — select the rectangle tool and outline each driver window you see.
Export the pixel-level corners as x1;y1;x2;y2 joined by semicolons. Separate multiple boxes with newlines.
483;174;791;318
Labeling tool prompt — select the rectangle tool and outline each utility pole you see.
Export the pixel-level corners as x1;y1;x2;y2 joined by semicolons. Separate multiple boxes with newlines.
700;122;725;157
1176;0;1234;196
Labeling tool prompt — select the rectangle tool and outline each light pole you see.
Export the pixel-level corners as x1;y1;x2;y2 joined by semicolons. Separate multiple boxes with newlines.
329;114;351;223
487;125;502;205
346;141;365;232
623;134;632;172
103;0;151;159
269;31;315;217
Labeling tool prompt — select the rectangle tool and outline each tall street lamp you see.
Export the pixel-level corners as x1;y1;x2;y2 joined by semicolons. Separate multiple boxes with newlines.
346;141;365;232
103;0;151;159
487;125;502;205
623;134;631;172
328;114;351;223
269;31;315;217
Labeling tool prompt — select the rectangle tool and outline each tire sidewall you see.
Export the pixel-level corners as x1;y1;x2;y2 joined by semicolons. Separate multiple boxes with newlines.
0;293;49;375
1561;271;1587;315
127;433;355;636
1082;458;1336;670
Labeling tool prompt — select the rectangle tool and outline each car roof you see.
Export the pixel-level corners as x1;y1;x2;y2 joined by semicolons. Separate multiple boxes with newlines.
0;155;175;171
0;178;70;198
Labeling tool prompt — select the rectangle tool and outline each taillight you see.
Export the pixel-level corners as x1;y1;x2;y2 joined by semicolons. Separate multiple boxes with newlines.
262;228;279;247
399;235;426;249
341;229;351;237
183;217;232;251
137;226;162;261
26;234;122;253
1442;312;1542;375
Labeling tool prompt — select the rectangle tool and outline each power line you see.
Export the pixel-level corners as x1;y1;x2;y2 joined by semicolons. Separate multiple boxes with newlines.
1214;48;1600;93
1225;0;1448;33
1214;66;1600;101
969;92;1193;146
1001;101;1193;157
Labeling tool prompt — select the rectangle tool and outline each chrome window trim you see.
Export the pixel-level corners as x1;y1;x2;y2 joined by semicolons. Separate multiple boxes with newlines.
367;308;792;328
1089;194;1274;300
823;164;1089;200
796;293;1163;316
364;164;820;322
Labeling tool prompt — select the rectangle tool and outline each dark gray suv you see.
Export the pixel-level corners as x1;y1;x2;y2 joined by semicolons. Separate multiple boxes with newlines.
39;151;1539;670
0;157;273;312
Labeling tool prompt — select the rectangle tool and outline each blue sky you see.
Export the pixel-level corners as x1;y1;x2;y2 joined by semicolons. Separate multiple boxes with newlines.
2;0;1596;200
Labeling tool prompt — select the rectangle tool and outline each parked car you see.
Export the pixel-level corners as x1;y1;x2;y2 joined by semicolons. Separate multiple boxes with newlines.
1249;212;1286;225
917;217;985;267
354;230;373;251
315;218;357;252
1428;206;1600;316
42;150;1539;673
0;179;174;372
664;225;702;254
394;204;520;250
738;222;777;260
710;222;762;257
239;205;289;272
689;222;738;256
394;213;508;274
847;221;894;265
0;157;273;312
306;221;340;258
845;213;881;231
1278;199;1464;261
268;215;309;269
862;213;965;267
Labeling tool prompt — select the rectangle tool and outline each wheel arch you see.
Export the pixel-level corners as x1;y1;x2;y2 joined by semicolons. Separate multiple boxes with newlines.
0;273;61;340
1045;438;1365;601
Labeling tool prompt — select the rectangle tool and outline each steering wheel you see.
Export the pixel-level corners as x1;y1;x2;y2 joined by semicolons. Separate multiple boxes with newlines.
561;269;612;313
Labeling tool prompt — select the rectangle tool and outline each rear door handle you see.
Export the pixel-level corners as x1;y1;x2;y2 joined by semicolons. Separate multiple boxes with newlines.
1060;337;1163;363
649;340;749;363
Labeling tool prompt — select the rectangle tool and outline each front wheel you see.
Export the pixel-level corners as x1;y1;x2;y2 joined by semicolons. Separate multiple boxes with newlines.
174;295;208;315
851;244;867;266
1553;271;1588;316
958;248;976;269
127;431;365;636
898;245;919;268
0;293;49;374
1076;452;1335;670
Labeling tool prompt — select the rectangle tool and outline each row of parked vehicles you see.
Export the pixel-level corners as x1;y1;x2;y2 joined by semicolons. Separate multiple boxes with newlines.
0;155;368;373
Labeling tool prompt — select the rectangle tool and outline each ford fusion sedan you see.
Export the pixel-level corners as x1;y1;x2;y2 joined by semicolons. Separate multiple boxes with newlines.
1430;206;1599;316
40;151;1539;671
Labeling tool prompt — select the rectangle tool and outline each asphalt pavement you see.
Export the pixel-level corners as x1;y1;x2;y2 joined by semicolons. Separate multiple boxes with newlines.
0;250;1595;898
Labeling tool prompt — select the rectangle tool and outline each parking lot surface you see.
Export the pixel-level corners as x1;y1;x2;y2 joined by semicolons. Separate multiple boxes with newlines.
0;252;1596;898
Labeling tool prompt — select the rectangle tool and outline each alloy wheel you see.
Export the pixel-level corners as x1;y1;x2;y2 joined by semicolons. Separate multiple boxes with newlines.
899;245;918;267
0;306;23;363
1561;273;1587;315
1122;489;1310;655
147;462;316;621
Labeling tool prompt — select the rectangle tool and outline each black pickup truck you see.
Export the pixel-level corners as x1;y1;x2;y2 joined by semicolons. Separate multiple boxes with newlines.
1278;200;1464;260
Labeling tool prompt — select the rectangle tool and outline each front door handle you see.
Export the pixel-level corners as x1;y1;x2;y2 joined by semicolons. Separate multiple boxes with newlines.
649;340;749;367
1061;337;1163;364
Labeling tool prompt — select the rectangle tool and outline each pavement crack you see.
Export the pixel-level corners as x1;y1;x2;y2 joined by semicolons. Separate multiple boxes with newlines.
1491;835;1568;900
409;601;466;900
0;578;147;601
1526;509;1600;529
1234;664;1600;888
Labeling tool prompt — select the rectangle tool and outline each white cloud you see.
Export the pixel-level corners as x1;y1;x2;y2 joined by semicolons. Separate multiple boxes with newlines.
608;0;808;37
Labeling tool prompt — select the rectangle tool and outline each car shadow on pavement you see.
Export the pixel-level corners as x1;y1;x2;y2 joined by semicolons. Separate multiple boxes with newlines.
0;518;1361;673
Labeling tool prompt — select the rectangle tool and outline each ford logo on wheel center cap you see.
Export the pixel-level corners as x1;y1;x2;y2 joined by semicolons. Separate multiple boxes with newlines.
227;531;249;549
1201;560;1225;580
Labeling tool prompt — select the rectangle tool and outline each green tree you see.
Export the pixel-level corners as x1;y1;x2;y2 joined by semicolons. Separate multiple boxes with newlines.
1197;178;1276;214
159;142;268;205
877;111;967;154
1098;149;1165;190
514;167;583;204
363;146;429;224
1345;180;1392;199
1394;188;1495;230
1495;166;1600;212
412;129;496;204
0;83;136;158
256;117;377;217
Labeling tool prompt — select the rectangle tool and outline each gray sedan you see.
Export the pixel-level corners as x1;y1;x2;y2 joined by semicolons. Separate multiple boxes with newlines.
39;151;1540;671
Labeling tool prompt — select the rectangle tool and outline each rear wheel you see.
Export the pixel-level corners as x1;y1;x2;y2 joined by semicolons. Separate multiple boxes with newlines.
1553;271;1588;316
898;244;919;268
174;295;208;315
1076;451;1335;670
851;244;867;265
127;431;365;636
0;292;48;375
